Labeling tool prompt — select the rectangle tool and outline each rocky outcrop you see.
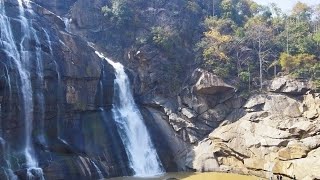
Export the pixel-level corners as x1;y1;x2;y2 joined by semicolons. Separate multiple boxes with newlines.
139;69;240;144
192;69;235;95
269;76;311;95
187;77;320;179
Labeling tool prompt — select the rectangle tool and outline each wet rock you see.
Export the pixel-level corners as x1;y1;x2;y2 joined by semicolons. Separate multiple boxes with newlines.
181;108;196;119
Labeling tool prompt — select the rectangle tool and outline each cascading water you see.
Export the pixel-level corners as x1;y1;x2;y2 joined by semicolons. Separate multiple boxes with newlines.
43;28;64;142
62;17;72;33
32;26;46;147
90;160;103;179
95;51;164;177
0;2;20;179
0;0;44;178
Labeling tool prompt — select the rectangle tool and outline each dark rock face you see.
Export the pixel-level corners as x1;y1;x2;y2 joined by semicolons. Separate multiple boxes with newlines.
0;1;133;179
1;0;189;178
32;0;78;15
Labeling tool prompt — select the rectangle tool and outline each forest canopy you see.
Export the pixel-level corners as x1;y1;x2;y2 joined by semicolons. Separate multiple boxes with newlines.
102;0;320;93
196;0;320;91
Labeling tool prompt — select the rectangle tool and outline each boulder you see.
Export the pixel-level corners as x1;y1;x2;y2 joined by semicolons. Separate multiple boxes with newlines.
263;95;302;117
278;144;309;160
192;69;235;95
269;76;310;95
243;94;266;112
186;139;219;171
302;93;320;120
273;158;320;179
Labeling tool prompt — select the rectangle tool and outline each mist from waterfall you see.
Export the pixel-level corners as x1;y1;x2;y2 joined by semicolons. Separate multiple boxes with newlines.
95;51;164;177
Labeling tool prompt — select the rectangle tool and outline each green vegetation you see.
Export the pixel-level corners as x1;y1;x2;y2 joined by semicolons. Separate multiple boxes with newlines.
197;0;320;91
101;0;320;94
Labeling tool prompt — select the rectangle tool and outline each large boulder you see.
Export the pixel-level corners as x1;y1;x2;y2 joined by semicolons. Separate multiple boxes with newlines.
192;69;235;95
302;93;320;120
269;76;311;95
186;139;219;172
244;94;302;117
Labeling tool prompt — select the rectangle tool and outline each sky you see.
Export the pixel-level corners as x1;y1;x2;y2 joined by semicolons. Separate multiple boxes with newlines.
252;0;319;13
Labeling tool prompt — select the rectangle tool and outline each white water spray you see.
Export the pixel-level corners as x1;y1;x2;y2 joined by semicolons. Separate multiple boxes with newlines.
95;51;164;177
62;17;72;33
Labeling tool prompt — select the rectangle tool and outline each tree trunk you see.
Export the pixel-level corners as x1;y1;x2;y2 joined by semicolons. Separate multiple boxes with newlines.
259;35;262;91
248;66;251;92
286;19;289;54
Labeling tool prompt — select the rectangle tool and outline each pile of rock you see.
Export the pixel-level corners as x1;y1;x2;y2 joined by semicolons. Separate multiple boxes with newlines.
187;76;320;179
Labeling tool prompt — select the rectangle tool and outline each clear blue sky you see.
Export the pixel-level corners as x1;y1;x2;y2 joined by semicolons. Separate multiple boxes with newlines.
252;0;319;13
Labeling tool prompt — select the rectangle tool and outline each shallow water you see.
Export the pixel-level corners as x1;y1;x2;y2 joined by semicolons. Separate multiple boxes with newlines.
107;172;262;180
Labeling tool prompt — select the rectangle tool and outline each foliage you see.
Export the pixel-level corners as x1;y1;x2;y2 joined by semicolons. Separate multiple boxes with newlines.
239;71;250;82
196;17;235;77
101;0;320;93
313;31;320;44
292;1;312;20
196;0;320;91
151;26;176;50
279;53;317;72
102;0;135;28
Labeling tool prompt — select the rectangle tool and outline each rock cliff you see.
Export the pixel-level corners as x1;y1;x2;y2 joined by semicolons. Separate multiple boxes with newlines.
187;76;320;179
1;0;320;179
0;0;129;179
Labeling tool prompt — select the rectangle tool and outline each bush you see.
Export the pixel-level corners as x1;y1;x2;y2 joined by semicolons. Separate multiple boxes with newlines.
151;26;177;51
279;52;317;72
239;71;250;82
102;0;136;28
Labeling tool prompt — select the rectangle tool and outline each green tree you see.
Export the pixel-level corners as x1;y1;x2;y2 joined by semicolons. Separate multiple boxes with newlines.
196;17;235;77
292;1;313;20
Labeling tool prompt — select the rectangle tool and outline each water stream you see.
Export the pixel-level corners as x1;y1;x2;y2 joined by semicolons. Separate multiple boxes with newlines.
43;28;63;141
95;51;164;177
0;0;44;178
90;160;104;179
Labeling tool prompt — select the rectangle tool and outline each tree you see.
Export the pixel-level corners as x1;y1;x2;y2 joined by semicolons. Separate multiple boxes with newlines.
279;52;317;76
245;16;274;90
292;1;313;20
196;17;235;77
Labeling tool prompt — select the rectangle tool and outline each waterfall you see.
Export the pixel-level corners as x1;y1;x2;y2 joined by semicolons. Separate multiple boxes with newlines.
33;27;46;147
0;0;44;178
95;51;164;177
43;28;63;141
90;160;103;179
62;17;72;33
